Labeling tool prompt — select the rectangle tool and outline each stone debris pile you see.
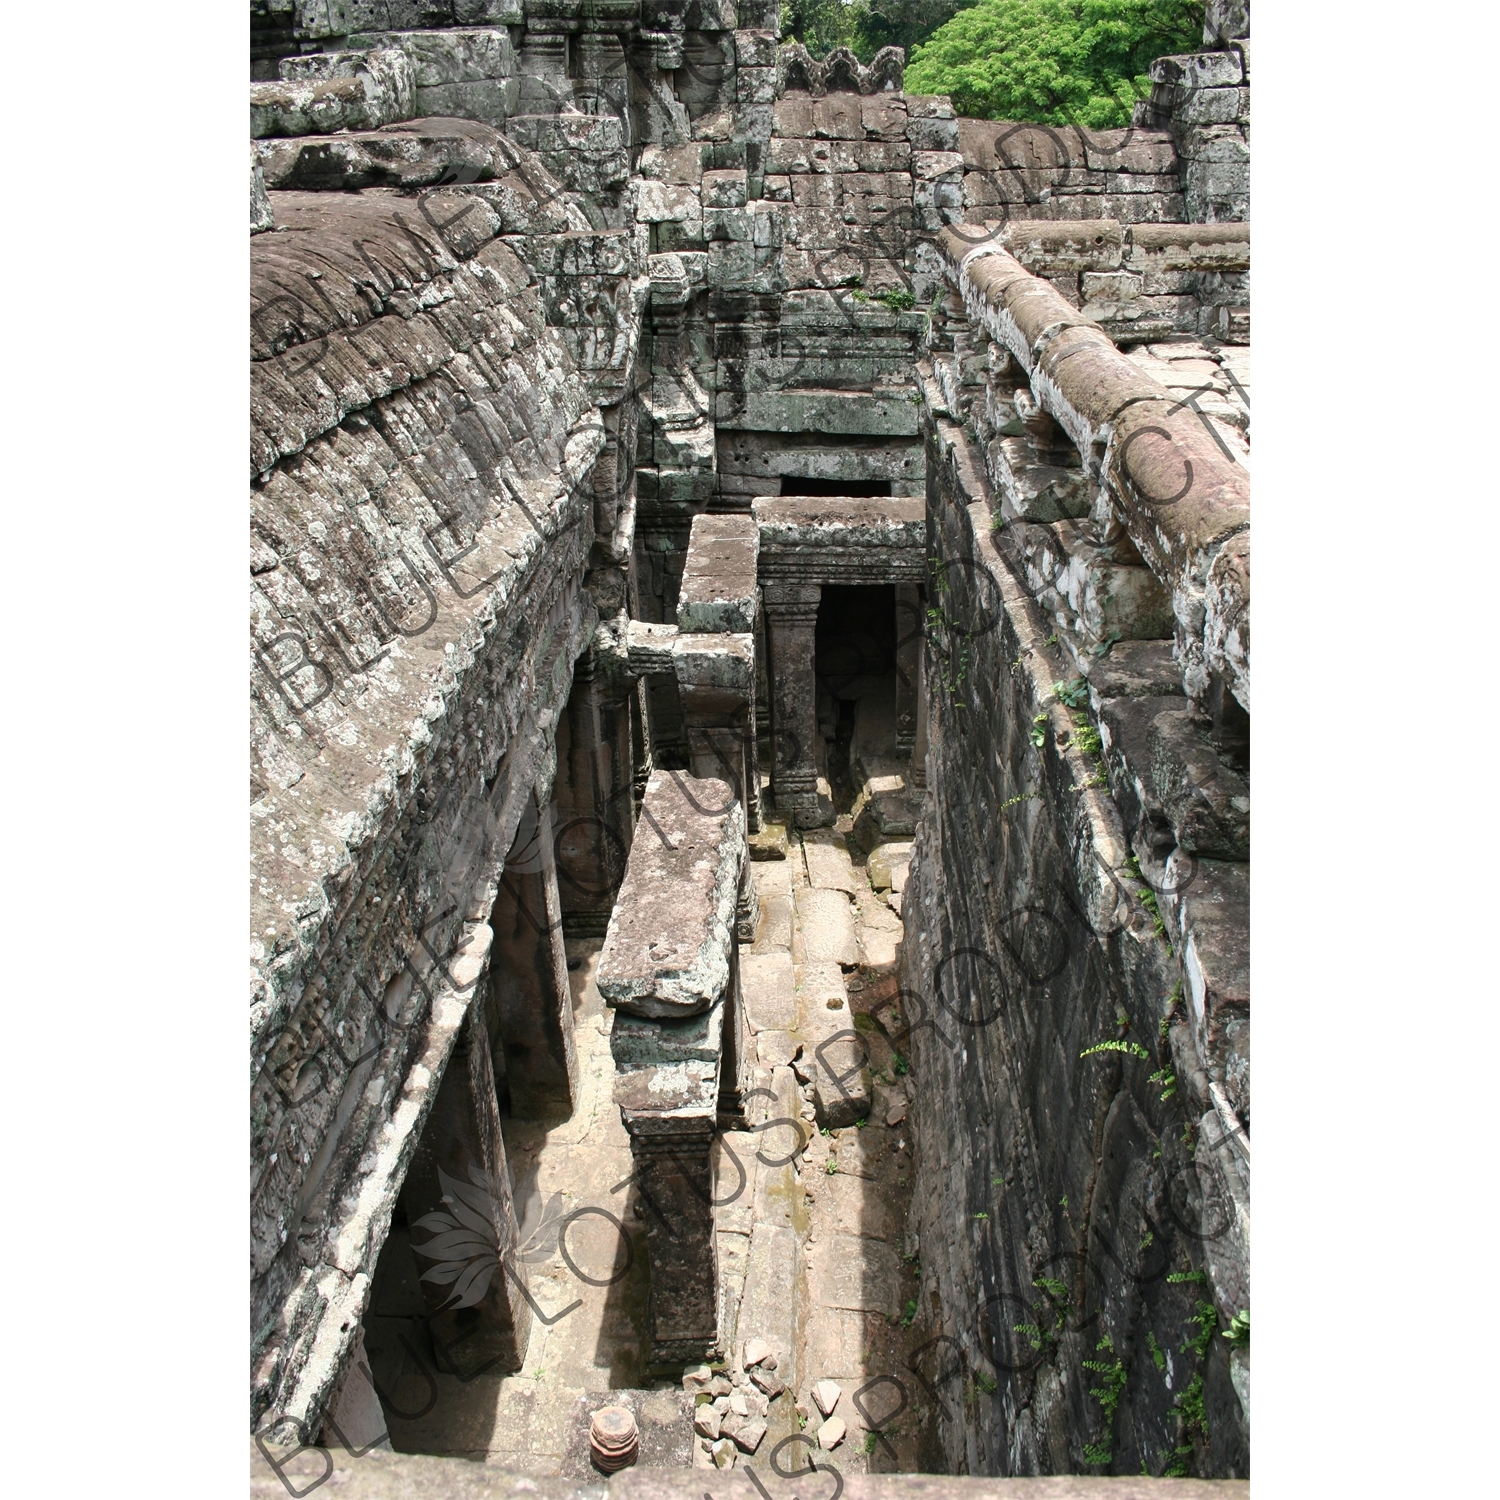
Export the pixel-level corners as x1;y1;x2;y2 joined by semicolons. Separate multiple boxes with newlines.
683;1337;793;1469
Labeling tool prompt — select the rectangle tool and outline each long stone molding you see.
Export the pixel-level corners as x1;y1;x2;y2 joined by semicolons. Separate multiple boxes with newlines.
935;226;1249;714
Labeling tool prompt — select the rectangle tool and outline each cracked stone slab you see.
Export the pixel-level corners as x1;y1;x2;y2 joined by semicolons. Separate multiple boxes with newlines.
753;894;793;951
755;1031;801;1068
740;952;798;1033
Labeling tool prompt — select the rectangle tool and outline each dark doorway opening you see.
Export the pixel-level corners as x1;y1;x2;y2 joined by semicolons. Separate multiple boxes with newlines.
780;476;893;497
815;584;896;813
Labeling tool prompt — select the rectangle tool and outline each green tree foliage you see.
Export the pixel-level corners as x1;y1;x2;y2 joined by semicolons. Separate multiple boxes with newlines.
903;0;1203;126
861;0;979;59
781;0;980;62
781;0;876;59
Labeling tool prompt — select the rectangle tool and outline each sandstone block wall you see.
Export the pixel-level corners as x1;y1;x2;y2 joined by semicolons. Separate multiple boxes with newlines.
888;221;1249;1481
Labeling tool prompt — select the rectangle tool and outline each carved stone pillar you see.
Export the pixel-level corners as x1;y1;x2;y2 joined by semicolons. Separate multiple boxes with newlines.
401;994;531;1377
895;581;922;757
598;771;746;1366
488;793;579;1117
762;582;829;829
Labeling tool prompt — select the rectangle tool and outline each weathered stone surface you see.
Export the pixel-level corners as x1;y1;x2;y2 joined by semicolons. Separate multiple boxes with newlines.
253;1443;1250;1495
1004;218;1124;272
740;951;797;1033
1128;221;1250;271
252;46;414;137
795;888;860;967
598;773;745;1018
256;116;525;190
753;497;926;573
749;823;790;860
803;836;859;893
677;514;759;634
250;144;274;233
1148;709;1250;860
1206;528;1250;712
248;29;1251;1471
903;426;1249;1476
866;841;912;891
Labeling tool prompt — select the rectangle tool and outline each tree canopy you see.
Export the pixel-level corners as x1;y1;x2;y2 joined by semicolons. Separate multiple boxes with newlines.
902;0;1205;127
782;0;984;62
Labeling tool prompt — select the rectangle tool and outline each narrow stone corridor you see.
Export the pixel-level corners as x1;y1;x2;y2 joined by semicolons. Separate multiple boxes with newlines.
363;732;944;1476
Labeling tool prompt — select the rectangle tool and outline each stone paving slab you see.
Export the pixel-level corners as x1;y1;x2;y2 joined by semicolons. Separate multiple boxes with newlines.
735;1222;804;1452
808;1233;906;1316
740;951;798;1032
794;887;861;965
803;835;860;893
755;1030;801;1067
826;1171;904;1241
751;858;795;900
827;1123;896;1181
751;893;793;951
797;961;849;1015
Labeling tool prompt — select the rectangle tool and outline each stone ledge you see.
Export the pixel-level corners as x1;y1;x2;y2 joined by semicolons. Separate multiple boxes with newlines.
677;513;759;634
252;1443;1251;1497
597;772;745;1019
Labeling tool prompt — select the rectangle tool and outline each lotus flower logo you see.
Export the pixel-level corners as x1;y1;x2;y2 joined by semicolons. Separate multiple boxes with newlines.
412;1169;569;1310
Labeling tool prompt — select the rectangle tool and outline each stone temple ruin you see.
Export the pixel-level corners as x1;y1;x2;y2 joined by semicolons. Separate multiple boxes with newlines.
250;1;1249;1493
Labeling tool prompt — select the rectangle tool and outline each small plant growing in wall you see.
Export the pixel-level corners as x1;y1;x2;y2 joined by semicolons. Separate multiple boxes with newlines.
1081;1335;1128;1467
1223;1309;1250;1348
1080;1038;1149;1061
1183;1300;1218;1359
1071;716;1103;757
